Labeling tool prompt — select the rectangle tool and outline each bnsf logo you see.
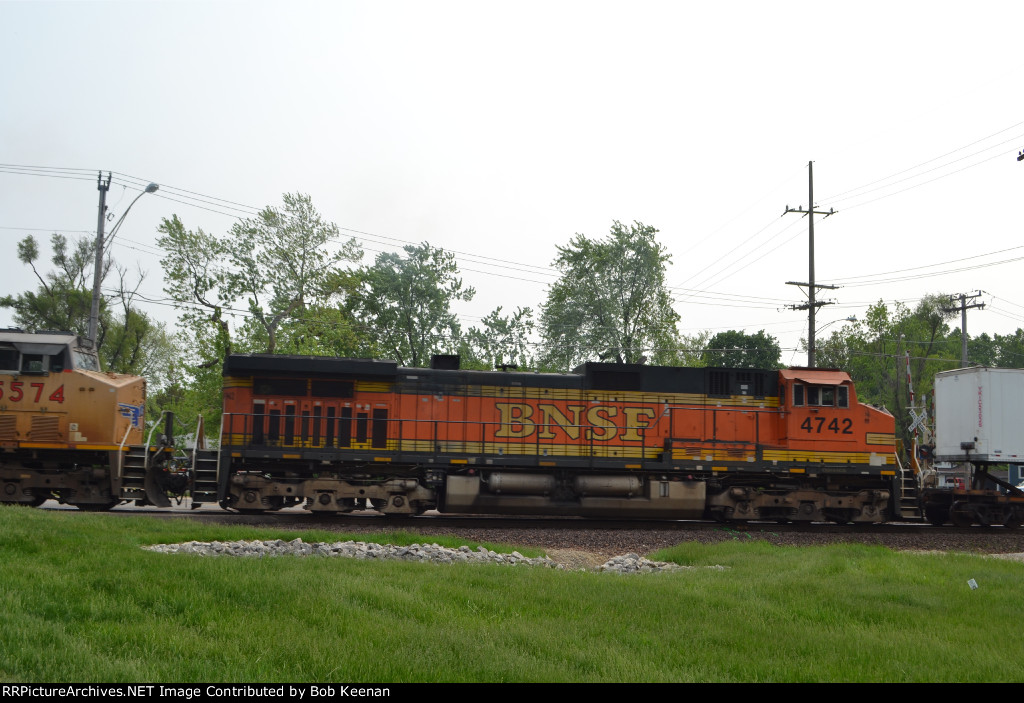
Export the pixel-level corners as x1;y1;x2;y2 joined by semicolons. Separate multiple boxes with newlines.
493;402;658;441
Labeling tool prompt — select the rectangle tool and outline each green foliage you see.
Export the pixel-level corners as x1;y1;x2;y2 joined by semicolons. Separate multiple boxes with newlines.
345;243;475;367
4;507;1024;682
671;330;712;367
703;329;781;368
460;306;535;371
814;295;961;452
156;195;364;434
1;233;170;378
540;221;681;371
226;193;362;354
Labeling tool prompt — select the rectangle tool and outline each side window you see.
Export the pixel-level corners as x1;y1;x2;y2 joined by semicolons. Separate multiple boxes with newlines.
50;352;67;373
21;354;45;373
807;386;820;406
837;386;849;408
73;351;100;371
0;348;18;371
820;387;835;407
793;384;804;406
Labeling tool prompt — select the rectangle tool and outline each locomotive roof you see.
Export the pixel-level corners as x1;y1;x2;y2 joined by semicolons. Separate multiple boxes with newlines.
0;331;80;347
223;353;781;395
224;354;399;377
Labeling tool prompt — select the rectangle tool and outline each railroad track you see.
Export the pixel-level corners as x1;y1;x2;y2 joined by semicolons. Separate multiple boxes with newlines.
39;500;1024;556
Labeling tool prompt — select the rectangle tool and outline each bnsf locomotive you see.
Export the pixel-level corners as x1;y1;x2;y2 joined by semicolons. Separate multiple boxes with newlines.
1;329;908;523
217;353;899;522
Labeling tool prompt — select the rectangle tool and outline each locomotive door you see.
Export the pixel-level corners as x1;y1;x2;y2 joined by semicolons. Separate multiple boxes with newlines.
347;401;391;451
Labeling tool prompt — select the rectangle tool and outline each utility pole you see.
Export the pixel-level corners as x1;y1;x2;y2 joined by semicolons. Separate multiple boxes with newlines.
942;291;984;367
783;161;837;368
88;171;112;348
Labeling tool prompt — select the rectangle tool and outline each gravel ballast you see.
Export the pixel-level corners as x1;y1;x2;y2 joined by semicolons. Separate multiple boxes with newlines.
143;538;698;573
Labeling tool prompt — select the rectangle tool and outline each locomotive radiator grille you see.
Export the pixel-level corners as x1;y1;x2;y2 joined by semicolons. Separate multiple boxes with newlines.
0;416;16;441
29;416;61;442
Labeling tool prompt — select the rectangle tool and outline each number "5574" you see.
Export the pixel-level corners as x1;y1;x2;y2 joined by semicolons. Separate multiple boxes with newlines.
0;381;65;403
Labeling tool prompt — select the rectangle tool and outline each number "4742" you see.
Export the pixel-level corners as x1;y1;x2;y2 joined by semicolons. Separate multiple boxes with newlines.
800;417;853;434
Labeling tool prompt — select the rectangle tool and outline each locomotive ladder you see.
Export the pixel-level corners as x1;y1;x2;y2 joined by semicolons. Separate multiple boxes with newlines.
118;447;150;503
190;449;220;506
896;459;922;520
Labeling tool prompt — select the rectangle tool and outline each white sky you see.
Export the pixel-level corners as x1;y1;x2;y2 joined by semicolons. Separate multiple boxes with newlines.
3;0;1024;366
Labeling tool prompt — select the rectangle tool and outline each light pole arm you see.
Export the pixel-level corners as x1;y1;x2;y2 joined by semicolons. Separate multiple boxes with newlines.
87;178;158;349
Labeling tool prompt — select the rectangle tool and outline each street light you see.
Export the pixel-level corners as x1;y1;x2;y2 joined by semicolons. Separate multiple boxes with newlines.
816;315;857;336
87;174;159;348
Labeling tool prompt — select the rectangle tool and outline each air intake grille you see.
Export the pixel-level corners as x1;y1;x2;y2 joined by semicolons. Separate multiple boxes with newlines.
29;416;61;442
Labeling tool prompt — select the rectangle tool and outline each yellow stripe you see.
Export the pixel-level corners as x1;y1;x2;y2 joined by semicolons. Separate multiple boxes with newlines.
866;433;896;445
789;468;805;474
374;457;392;463
762;450;895;464
225;376;781;408
670;448;755;461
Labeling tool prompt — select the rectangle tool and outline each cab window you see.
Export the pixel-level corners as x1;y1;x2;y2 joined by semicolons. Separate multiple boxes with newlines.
21;354;45;373
0;347;17;371
820;387;835;406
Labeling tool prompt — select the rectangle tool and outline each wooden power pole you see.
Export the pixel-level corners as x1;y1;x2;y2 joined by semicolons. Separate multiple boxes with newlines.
784;161;837;368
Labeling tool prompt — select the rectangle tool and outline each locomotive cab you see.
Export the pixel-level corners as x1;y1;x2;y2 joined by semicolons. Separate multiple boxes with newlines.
0;330;155;510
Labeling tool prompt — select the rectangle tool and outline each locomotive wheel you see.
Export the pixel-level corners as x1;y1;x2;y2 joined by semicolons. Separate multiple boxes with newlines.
1003;511;1021;530
924;505;949;527
28;493;49;508
949;502;974;528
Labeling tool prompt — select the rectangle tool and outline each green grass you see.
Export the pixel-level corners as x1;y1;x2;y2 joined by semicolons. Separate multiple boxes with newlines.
1;505;1023;682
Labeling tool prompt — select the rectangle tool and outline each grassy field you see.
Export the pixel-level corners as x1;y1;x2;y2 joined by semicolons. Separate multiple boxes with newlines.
1;505;1023;683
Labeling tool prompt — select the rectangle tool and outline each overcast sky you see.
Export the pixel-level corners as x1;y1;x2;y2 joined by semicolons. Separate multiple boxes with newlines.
3;0;1024;366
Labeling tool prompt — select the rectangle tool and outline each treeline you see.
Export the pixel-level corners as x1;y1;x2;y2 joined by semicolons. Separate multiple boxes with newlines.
3;192;1018;453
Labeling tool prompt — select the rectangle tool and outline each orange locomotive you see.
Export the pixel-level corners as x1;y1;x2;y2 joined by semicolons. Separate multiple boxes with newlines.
0;330;181;509
220;354;898;522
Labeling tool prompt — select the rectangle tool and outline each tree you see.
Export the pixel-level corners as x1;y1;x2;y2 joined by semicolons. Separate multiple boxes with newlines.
460;306;535;370
1;233;166;376
156;194;363;434
345;243;475;367
702;329;781;368
539;220;680;371
227;193;362;354
157;193;362;357
815;296;960;456
672;330;712;367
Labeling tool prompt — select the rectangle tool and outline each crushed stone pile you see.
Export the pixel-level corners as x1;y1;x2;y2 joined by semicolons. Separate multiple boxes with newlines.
143;538;716;573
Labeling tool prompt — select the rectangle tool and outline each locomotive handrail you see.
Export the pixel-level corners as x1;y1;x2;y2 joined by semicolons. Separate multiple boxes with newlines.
116;422;133;479
216;412;225;496
143;410;169;470
219;411;675;462
190;416;203;479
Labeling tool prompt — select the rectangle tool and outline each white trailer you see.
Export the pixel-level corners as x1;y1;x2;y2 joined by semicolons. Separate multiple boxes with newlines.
925;367;1024;527
934;367;1024;463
